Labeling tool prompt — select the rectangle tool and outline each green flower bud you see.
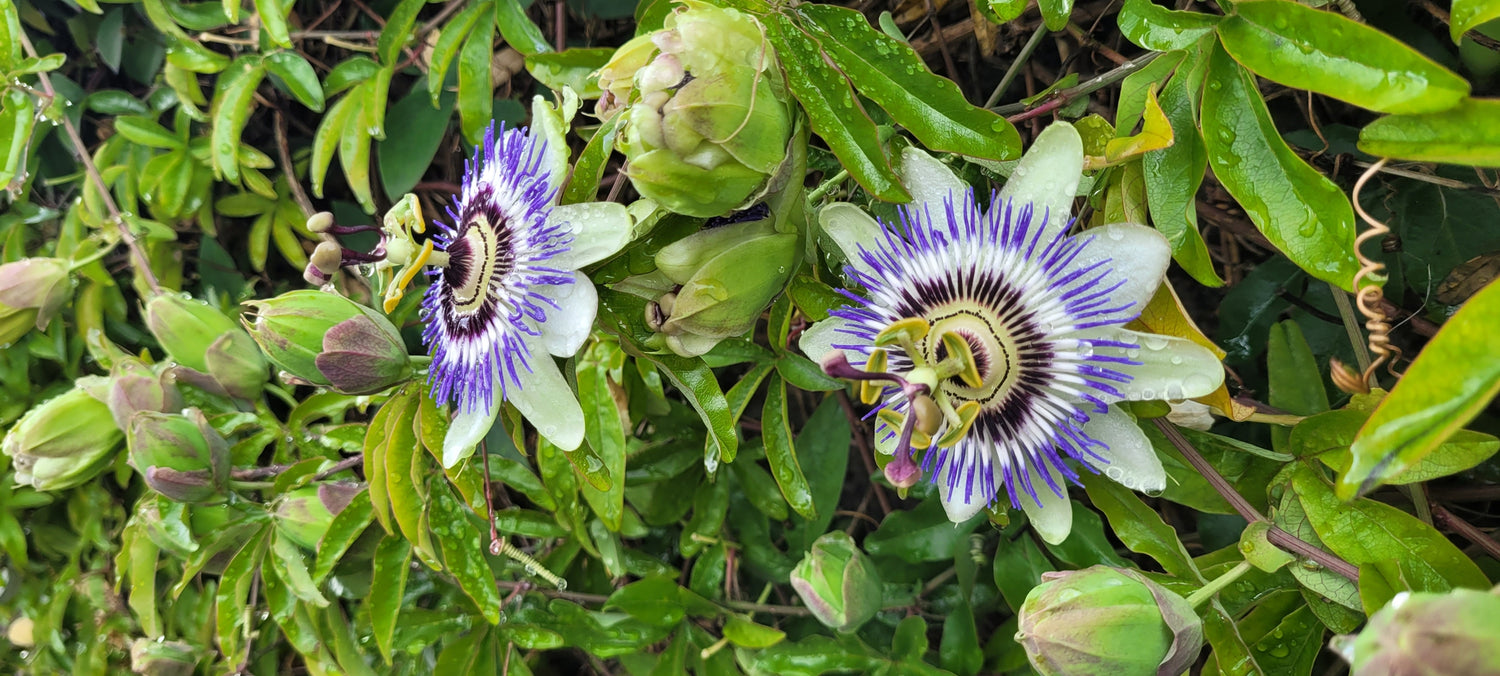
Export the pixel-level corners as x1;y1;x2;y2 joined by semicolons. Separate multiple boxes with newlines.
0;258;70;345
790;531;883;633
106;358;185;431
243;290;412;394
274;483;364;549
2;386;123;491
1017;566;1203;676
145;294;240;373
129;637;199;676
126;409;229;504
645;217;798;356
1331;588;1500;676
605;1;793;217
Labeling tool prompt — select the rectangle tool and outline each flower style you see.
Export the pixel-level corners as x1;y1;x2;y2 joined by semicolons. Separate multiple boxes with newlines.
801;122;1225;543
422;97;631;467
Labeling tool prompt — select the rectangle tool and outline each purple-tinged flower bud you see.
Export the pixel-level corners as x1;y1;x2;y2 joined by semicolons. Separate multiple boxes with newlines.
0;257;70;345
129;637;199;676
2;386;123;491
144;294;241;373
106;358;185;431
274;483;364;549
1331;588;1500;676
1017;566;1203;676
790;531;883;633
126;409;229;504
243;290;411;393
203;330;268;400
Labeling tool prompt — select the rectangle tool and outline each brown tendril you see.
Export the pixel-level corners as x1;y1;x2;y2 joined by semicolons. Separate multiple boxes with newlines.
1351;158;1405;387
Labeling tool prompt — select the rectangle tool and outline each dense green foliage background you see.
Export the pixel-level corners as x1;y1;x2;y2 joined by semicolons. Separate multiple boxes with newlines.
2;0;1500;673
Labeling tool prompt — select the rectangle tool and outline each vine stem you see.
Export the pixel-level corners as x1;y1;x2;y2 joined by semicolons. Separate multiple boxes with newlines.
1151;418;1361;583
993;52;1160;119
17;30;162;295
1186;560;1254;608
985;23;1047;109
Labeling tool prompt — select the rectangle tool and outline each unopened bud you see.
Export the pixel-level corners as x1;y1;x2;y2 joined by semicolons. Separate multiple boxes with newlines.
0;257;70;344
106;358;185;431
2;385;123;490
1018;566;1203;676
1331;588;1500;676
129;637;199;676
306;211;336;234
243;290;412;394
126;409;229;504
304;240;343;285
144;294;241;373
790;531;883;633
203;331;268;400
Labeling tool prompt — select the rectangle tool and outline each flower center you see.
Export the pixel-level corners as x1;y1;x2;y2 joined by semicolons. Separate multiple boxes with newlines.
924;307;1018;406
444;213;513;315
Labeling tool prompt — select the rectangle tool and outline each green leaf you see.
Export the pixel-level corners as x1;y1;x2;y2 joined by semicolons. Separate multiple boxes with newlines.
764;13;908;203
1117;0;1219;52
776;354;844;392
865;498;982;564
363;390;397;534
1294;465;1490;598
370;535;412;663
215;528;269;665
0;0;20;70
1037;0;1073;31
324;56;381;96
251;0;291;47
312;489;373;583
992;534;1054;611
381;390;439;566
1267;320;1329;451
796;5;1020;162
1452;0;1500;42
604;576;688;627
1358;98;1500;168
428;1;486;107
526;47;614;98
1079;477;1194;576
578;359;627;531
784;396;852;553
209;55;264;184
431;485;502;623
1200;43;1359;290
940;596;982;676
1142;52;1223;286
730;458;789;521
458;14;496;146
340;84;377;213
120;520;161;637
678;475;729;557
561;113;621;204
652;353;739;462
377;0;426;65
724;615;785;649
1218;0;1468;114
493;507;569;538
0;89;33;190
495;0;552;56
761;374;816;519
269;531;329;607
265;51;325;112
1342;279;1500;495
1271;478;1362;612
378;82;454;198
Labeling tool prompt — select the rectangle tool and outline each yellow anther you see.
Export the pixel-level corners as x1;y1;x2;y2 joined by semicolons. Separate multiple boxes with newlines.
875;317;930;347
938;331;984;389
383;238;435;313
859;350;889;404
934;401;980;448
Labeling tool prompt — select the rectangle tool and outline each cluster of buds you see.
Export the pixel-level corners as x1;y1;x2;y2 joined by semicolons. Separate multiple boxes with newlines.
790;531;883;633
274;482;365;549
126;408;230;504
144;294;268;400
596;1;793;217
243;290;412;395
640;208;800;356
1017;566;1204;676
0;257;70;346
301;197;444;314
2;384;123;490
1331;587;1500;675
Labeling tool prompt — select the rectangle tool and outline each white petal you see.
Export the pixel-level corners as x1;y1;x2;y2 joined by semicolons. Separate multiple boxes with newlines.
898;147;968;219
938;445;998;523
530;93;576;191
1075;326;1225;402
997;121;1084;243
797;315;854;364
1067;222;1170;313
537;271;598;357
509;344;586;451
547;202;632;270
817;203;884;277
1019;456;1074;545
1080;406;1166;494
444;396;500;469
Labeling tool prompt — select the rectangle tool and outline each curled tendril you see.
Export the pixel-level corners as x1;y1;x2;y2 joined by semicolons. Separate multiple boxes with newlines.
1351;158;1405;388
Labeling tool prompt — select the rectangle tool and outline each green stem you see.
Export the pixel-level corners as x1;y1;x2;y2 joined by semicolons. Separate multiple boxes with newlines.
1329;282;1372;372
67;244;115;271
230;480;274;491
985;24;1047;108
1244;411;1305;426
807;169;849;203
1186;560;1253;608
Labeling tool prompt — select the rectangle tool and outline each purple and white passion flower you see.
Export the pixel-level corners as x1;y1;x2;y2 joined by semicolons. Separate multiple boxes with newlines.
422;97;631;467
801;122;1224;543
